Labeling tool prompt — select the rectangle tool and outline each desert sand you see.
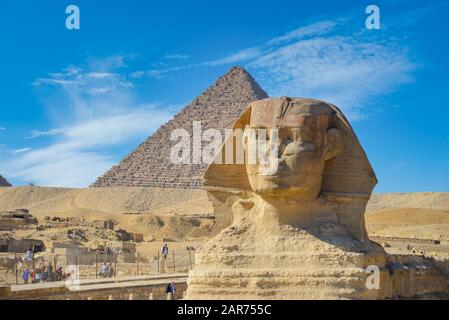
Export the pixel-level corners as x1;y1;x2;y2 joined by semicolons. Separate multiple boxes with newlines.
1;187;448;243
0;186;212;218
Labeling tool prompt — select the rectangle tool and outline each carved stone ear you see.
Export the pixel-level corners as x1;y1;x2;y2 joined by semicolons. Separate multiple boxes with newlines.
324;128;343;160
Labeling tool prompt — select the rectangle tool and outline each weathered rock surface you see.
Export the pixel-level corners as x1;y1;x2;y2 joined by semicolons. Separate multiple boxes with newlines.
92;67;268;189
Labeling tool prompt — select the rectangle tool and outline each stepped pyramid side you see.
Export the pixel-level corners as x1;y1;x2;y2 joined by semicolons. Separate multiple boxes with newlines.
91;67;268;189
0;175;11;187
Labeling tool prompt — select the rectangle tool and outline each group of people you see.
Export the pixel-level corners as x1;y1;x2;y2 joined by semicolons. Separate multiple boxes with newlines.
98;262;115;278
19;244;173;286
20;248;73;285
22;263;66;284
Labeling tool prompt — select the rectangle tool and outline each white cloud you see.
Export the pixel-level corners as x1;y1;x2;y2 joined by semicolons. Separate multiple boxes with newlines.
27;129;63;139
6;107;171;187
4;55;173;187
132;65;193;79
249;36;415;119
268;20;339;45
11;148;31;154
86;72;116;79
136;15;416;119
204;47;263;66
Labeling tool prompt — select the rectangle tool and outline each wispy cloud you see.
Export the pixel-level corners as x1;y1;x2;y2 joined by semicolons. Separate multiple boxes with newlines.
249;36;414;119
268;20;339;45
135;8;428;119
131;65;193;79
11;148;31;154
4;55;173;187
204;47;263;66
27;129;63;139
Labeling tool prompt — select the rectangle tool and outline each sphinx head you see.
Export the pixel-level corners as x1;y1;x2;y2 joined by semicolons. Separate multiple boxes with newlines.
244;98;343;200
204;97;378;240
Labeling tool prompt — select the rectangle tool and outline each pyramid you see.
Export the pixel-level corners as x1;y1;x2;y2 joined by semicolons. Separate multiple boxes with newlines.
92;67;268;189
0;175;11;187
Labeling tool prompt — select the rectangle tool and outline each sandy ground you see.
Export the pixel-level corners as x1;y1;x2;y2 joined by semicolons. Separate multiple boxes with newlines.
0;186;212;218
1;187;449;259
366;207;449;241
367;192;449;213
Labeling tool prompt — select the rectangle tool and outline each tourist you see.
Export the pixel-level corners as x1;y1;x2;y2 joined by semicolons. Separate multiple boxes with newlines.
30;269;36;284
41;266;49;283
22;268;30;284
35;268;41;283
23;248;33;263
99;263;108;277
161;244;169;260
165;282;176;298
55;267;64;281
107;263;115;278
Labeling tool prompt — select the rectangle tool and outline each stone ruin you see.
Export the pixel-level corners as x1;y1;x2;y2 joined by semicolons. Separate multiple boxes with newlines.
0;209;38;231
0;175;11;187
91;67;268;189
186;97;449;300
0;238;45;253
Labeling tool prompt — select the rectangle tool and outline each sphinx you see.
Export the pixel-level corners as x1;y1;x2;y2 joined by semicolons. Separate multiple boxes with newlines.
185;97;392;300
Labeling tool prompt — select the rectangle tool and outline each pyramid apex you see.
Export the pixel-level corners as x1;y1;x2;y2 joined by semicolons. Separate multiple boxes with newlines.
204;66;268;102
224;66;252;77
229;66;247;72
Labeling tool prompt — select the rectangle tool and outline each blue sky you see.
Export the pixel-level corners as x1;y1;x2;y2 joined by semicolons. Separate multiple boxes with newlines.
0;0;448;192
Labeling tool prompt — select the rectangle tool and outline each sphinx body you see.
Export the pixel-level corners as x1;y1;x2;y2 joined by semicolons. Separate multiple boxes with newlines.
186;97;392;300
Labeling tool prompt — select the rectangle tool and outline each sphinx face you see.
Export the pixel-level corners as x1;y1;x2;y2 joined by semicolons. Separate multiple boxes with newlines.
244;102;339;200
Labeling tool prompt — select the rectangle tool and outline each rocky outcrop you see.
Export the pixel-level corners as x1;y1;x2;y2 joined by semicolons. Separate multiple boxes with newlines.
92;67;268;189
